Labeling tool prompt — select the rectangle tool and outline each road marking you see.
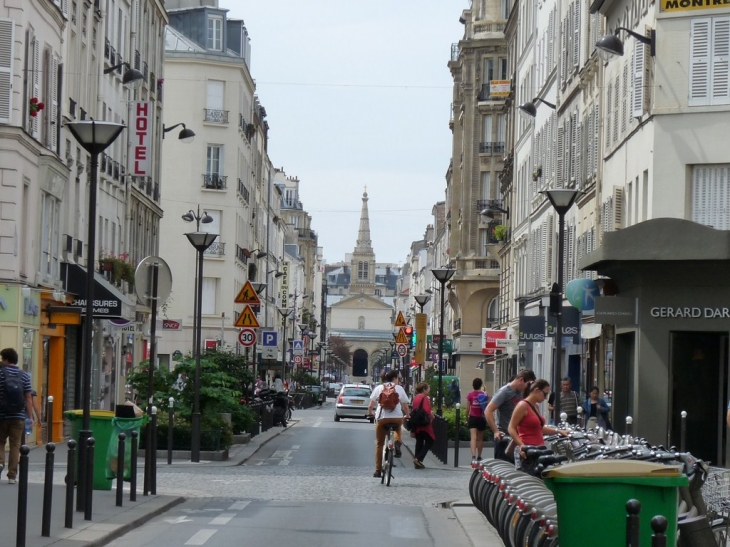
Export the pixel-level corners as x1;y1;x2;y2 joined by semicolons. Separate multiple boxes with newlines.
228;501;250;510
313;420;322;428
278;458;291;466
184;529;217;545
164;516;194;524
272;450;292;458
209;513;235;525
212;479;251;483
291;445;300;449
181;509;224;513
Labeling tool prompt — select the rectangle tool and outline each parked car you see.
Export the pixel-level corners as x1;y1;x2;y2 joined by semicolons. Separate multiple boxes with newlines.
334;384;374;423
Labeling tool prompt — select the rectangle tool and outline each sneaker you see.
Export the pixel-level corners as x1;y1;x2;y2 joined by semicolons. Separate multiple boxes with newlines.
394;442;402;458
471;457;478;469
414;459;425;469
373;470;382;478
8;478;16;484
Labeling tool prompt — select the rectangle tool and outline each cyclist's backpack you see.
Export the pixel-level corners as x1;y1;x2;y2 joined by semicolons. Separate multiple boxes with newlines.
378;383;400;411
0;368;26;414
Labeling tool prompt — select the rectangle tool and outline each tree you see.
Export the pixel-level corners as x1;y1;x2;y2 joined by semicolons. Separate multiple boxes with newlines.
328;335;352;365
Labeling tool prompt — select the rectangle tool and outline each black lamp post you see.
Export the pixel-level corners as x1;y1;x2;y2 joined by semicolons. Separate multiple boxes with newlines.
414;294;431;313
249;282;267;389
65;120;125;511
431;267;456;416
541;188;581;423
183;211;218;463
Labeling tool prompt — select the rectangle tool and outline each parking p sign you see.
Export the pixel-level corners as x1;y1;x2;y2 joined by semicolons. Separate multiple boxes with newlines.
262;331;277;347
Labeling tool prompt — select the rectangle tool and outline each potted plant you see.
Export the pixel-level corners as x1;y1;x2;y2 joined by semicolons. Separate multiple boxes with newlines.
494;224;508;242
100;253;136;287
532;165;543;182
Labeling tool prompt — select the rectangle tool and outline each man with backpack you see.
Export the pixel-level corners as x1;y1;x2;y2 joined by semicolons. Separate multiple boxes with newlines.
367;370;410;478
0;347;34;484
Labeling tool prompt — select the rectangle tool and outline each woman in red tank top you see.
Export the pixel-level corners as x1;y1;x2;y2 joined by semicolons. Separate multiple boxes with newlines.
508;379;568;462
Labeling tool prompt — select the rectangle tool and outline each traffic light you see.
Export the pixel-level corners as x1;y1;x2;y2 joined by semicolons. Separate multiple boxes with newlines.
404;326;415;348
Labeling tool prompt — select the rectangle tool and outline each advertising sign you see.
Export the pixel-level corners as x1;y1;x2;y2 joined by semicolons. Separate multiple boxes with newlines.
128;101;153;176
660;0;728;12
519;315;545;342
547;307;581;343
280;261;289;306
489;80;511;98
414;313;427;364
594;297;637;326
482;328;506;355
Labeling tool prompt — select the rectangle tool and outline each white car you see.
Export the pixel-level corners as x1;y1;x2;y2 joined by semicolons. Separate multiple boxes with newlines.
334;384;374;423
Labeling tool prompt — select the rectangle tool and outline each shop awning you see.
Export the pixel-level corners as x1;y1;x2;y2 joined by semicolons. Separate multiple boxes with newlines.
61;262;136;319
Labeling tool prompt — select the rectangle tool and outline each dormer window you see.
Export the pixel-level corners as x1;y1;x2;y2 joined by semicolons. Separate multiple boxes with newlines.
207;16;223;51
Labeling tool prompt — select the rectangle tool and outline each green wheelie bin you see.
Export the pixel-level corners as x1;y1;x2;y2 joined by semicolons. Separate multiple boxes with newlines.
64;409;116;490
543;460;688;547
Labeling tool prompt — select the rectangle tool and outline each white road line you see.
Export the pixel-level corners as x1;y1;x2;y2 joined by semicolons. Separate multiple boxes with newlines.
271;450;292;458
291;445;300;449
278;458;291;466
208;513;235;525
228;501;250;510
313;420;322;428
184;529;217;545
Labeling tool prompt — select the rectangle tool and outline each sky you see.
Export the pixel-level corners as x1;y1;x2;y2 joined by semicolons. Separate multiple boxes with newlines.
219;0;467;265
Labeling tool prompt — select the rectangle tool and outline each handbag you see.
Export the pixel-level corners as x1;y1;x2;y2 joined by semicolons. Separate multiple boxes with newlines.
409;396;431;428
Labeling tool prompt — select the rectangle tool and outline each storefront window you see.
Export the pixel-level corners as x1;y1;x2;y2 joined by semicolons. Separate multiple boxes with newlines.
22;329;34;373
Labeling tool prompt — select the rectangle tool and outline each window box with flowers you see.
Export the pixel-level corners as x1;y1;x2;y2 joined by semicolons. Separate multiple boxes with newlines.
29;97;45;118
99;253;135;287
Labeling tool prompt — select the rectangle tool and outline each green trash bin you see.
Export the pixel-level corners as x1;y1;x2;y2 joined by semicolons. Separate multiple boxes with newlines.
64;409;116;490
543;460;688;547
105;415;147;481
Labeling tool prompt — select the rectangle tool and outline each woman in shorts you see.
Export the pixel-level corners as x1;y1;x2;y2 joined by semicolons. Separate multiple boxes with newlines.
466;378;489;467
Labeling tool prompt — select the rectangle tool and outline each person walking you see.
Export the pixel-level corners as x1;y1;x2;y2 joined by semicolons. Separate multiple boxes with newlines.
466;377;489;467
581;386;612;430
367;370;410;478
486;368;536;462
547;377;580;425
411;382;434;469
0;348;34;484
449;379;461;406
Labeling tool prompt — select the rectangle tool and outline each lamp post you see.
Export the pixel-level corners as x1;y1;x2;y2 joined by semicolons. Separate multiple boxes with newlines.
183;213;218;463
432;267;456;416
541;188;581;423
277;307;293;382
249;282;267;392
65;120;126;511
414;294;430;313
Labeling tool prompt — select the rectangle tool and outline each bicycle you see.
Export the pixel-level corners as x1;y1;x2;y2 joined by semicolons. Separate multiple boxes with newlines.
701;467;730;546
381;423;397;486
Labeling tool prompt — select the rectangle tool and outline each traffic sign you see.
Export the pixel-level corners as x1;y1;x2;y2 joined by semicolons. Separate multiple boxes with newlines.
234;280;261;305
292;340;304;355
293;354;303;365
394;328;409;344
238;328;256;347
233;305;260;328
261;331;278;347
394;311;407;327
396;343;408;357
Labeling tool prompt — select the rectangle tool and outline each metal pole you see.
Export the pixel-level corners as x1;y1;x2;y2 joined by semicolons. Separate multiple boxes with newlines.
191;247;204;462
145;261;159;493
454;404;460;468
437;279;445;416
151;406;157;495
680;410;687;452
42;443;55;536
84;437;95;521
46;395;54;444
129;430;138;502
65;440;76;528
116;433;125;507
553;211;566;423
651;515;668;547
168;397;174;465
77;150;100;513
626;499;641;547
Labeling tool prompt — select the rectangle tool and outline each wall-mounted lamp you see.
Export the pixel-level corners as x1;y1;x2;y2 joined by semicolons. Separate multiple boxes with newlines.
103;62;144;88
518;97;557;118
267;269;284;278
480;200;510;219
163;123;195;143
251;249;268;259
596;27;656;60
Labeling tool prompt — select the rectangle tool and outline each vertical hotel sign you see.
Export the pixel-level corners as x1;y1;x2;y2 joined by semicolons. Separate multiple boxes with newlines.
280;261;289;306
129;101;153;176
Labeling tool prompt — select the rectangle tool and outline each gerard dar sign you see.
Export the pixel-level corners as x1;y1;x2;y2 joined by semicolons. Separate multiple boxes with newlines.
650;307;730;319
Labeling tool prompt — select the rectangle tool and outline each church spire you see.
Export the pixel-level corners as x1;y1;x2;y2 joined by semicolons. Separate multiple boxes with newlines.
350;187;376;295
355;187;373;253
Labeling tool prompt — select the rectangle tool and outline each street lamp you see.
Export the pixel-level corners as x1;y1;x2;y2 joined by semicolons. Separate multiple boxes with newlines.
267;269;284;278
414;294;431;313
518;97;556;118
480;200;510;220
431;267;456;416
162;123;196;143
183;210;218;463
103;62;144;88
65;120;125;511
596;27;656;60
277;307;293;381
541;188;581;423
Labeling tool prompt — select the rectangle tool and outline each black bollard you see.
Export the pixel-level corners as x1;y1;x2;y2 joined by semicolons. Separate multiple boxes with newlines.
651;515;668;547
626;499;641;547
46;395;54;444
65;440;76;529
130;430;138;502
680;411;687;452
168;397;174;465
16;445;29;547
42;442;56;536
84;437;95;521
151;406;157;495
454;404;461;468
116;433;126;507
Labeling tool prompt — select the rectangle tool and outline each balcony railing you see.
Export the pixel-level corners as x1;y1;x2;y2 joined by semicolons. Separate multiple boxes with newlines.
153;182;159;202
203;174;227;190
109;46;116;66
69;98;76;118
149;72;155;93
297;228;317;240
146;178;153;197
134;49;140;70
113;161;119;180
204;109;229;124
235;244;248;264
104;38;110;59
454;318;462;331
157;78;163;101
477;83;507;101
238;178;250;203
204;241;225;257
479;142;505;154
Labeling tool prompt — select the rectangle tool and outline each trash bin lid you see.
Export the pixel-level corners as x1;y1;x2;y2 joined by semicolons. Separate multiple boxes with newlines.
543;460;683;478
64;409;116;420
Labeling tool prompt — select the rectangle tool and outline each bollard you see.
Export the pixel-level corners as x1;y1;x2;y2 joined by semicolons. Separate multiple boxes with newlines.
41;442;56;536
130;430;138;502
625;415;633;436
46;395;54;444
651;515;668;547
116;433;126;507
84;437;95;521
560;412;567;427
65;440;76;528
454;403;460;468
626;499;641;547
680;411;687;452
168;397;174;465
151;406;157;495
16;445;29;547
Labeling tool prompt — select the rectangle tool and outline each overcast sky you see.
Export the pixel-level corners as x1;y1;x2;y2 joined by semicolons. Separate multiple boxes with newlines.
219;0;466;265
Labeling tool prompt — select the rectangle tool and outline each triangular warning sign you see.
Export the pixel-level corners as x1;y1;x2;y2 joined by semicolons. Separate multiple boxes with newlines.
395;328;409;344
394;311;407;327
234;305;260;328
234;280;261;305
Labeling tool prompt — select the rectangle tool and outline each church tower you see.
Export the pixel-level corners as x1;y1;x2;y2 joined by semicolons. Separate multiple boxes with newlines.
349;188;377;295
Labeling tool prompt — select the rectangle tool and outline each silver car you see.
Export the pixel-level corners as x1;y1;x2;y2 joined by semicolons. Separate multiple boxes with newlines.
334;384;374;423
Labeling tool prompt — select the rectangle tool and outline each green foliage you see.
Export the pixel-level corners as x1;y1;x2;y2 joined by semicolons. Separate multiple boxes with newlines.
291;370;319;386
494;224;508;241
100;255;136;286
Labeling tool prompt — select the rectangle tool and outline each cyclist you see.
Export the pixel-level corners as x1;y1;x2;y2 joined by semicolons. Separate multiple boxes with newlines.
367;370;410;478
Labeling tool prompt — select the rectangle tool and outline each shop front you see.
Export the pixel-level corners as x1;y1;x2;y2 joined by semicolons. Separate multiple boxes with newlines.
581;219;730;466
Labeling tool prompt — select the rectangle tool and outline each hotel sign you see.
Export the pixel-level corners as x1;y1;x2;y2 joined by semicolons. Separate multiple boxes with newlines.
661;0;730;12
129;101;153;176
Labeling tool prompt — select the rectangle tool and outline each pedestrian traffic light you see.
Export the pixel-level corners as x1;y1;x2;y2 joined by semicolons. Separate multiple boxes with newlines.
404;326;415;348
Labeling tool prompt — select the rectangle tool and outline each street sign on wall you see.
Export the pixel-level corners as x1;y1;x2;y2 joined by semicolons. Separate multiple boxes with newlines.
414;313;427;364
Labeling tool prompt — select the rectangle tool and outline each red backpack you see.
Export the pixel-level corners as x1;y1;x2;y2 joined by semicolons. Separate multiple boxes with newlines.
378;383;400;411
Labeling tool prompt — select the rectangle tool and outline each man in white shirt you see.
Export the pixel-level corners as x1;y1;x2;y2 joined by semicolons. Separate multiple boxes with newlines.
367;370;410;478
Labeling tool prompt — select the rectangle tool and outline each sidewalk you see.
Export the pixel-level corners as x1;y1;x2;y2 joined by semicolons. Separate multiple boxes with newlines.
0;423;288;547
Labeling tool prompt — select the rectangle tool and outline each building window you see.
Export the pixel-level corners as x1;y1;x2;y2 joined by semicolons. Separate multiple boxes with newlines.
201;277;217;315
358;316;365;329
40;192;60;279
689;17;730;106
207;16;223;51
358;261;368;280
692;164;730;230
206;145;222;176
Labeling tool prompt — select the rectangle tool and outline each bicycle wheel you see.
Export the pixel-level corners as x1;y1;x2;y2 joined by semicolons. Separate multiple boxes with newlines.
381;445;388;485
712;521;730;547
386;444;394;486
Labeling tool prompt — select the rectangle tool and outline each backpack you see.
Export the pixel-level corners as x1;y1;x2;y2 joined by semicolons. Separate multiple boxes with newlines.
0;368;26;414
378;383;400;411
477;392;489;413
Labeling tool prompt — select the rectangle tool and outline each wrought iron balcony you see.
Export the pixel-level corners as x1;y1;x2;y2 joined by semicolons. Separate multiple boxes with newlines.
204;109;229;124
479;142;505;154
153;183;159;202
109;46;116;66
477;83;507;101
69;98;76;118
235;245;248;264
104;39;110;59
149;72;155;93
134;49;140;70
238;178;250;203
204;241;225;257
143;62;148;83
454;318;462;331
203;174;227;190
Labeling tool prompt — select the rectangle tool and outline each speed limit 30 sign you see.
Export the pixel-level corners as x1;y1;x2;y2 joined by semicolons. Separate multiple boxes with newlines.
238;328;257;347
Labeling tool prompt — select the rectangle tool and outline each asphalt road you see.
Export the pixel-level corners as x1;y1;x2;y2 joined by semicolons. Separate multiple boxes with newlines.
106;405;474;547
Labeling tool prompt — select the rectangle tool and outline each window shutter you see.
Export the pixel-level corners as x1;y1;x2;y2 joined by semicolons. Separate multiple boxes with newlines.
593;104;599;175
575;118;582;187
0;19;13;124
613;187;624;230
690;18;711;106
565;114;573;185
711;17;730;105
567;224;576;282
32;38;40;136
51;55;59;152
692;165;730;229
622;61;628;133
548;10;555;71
613;78;620;143
540;221;548;287
545;214;554;285
556;123;565;188
573;0;580;69
62;0;68;17
633;42;646;117
605;81;612;147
